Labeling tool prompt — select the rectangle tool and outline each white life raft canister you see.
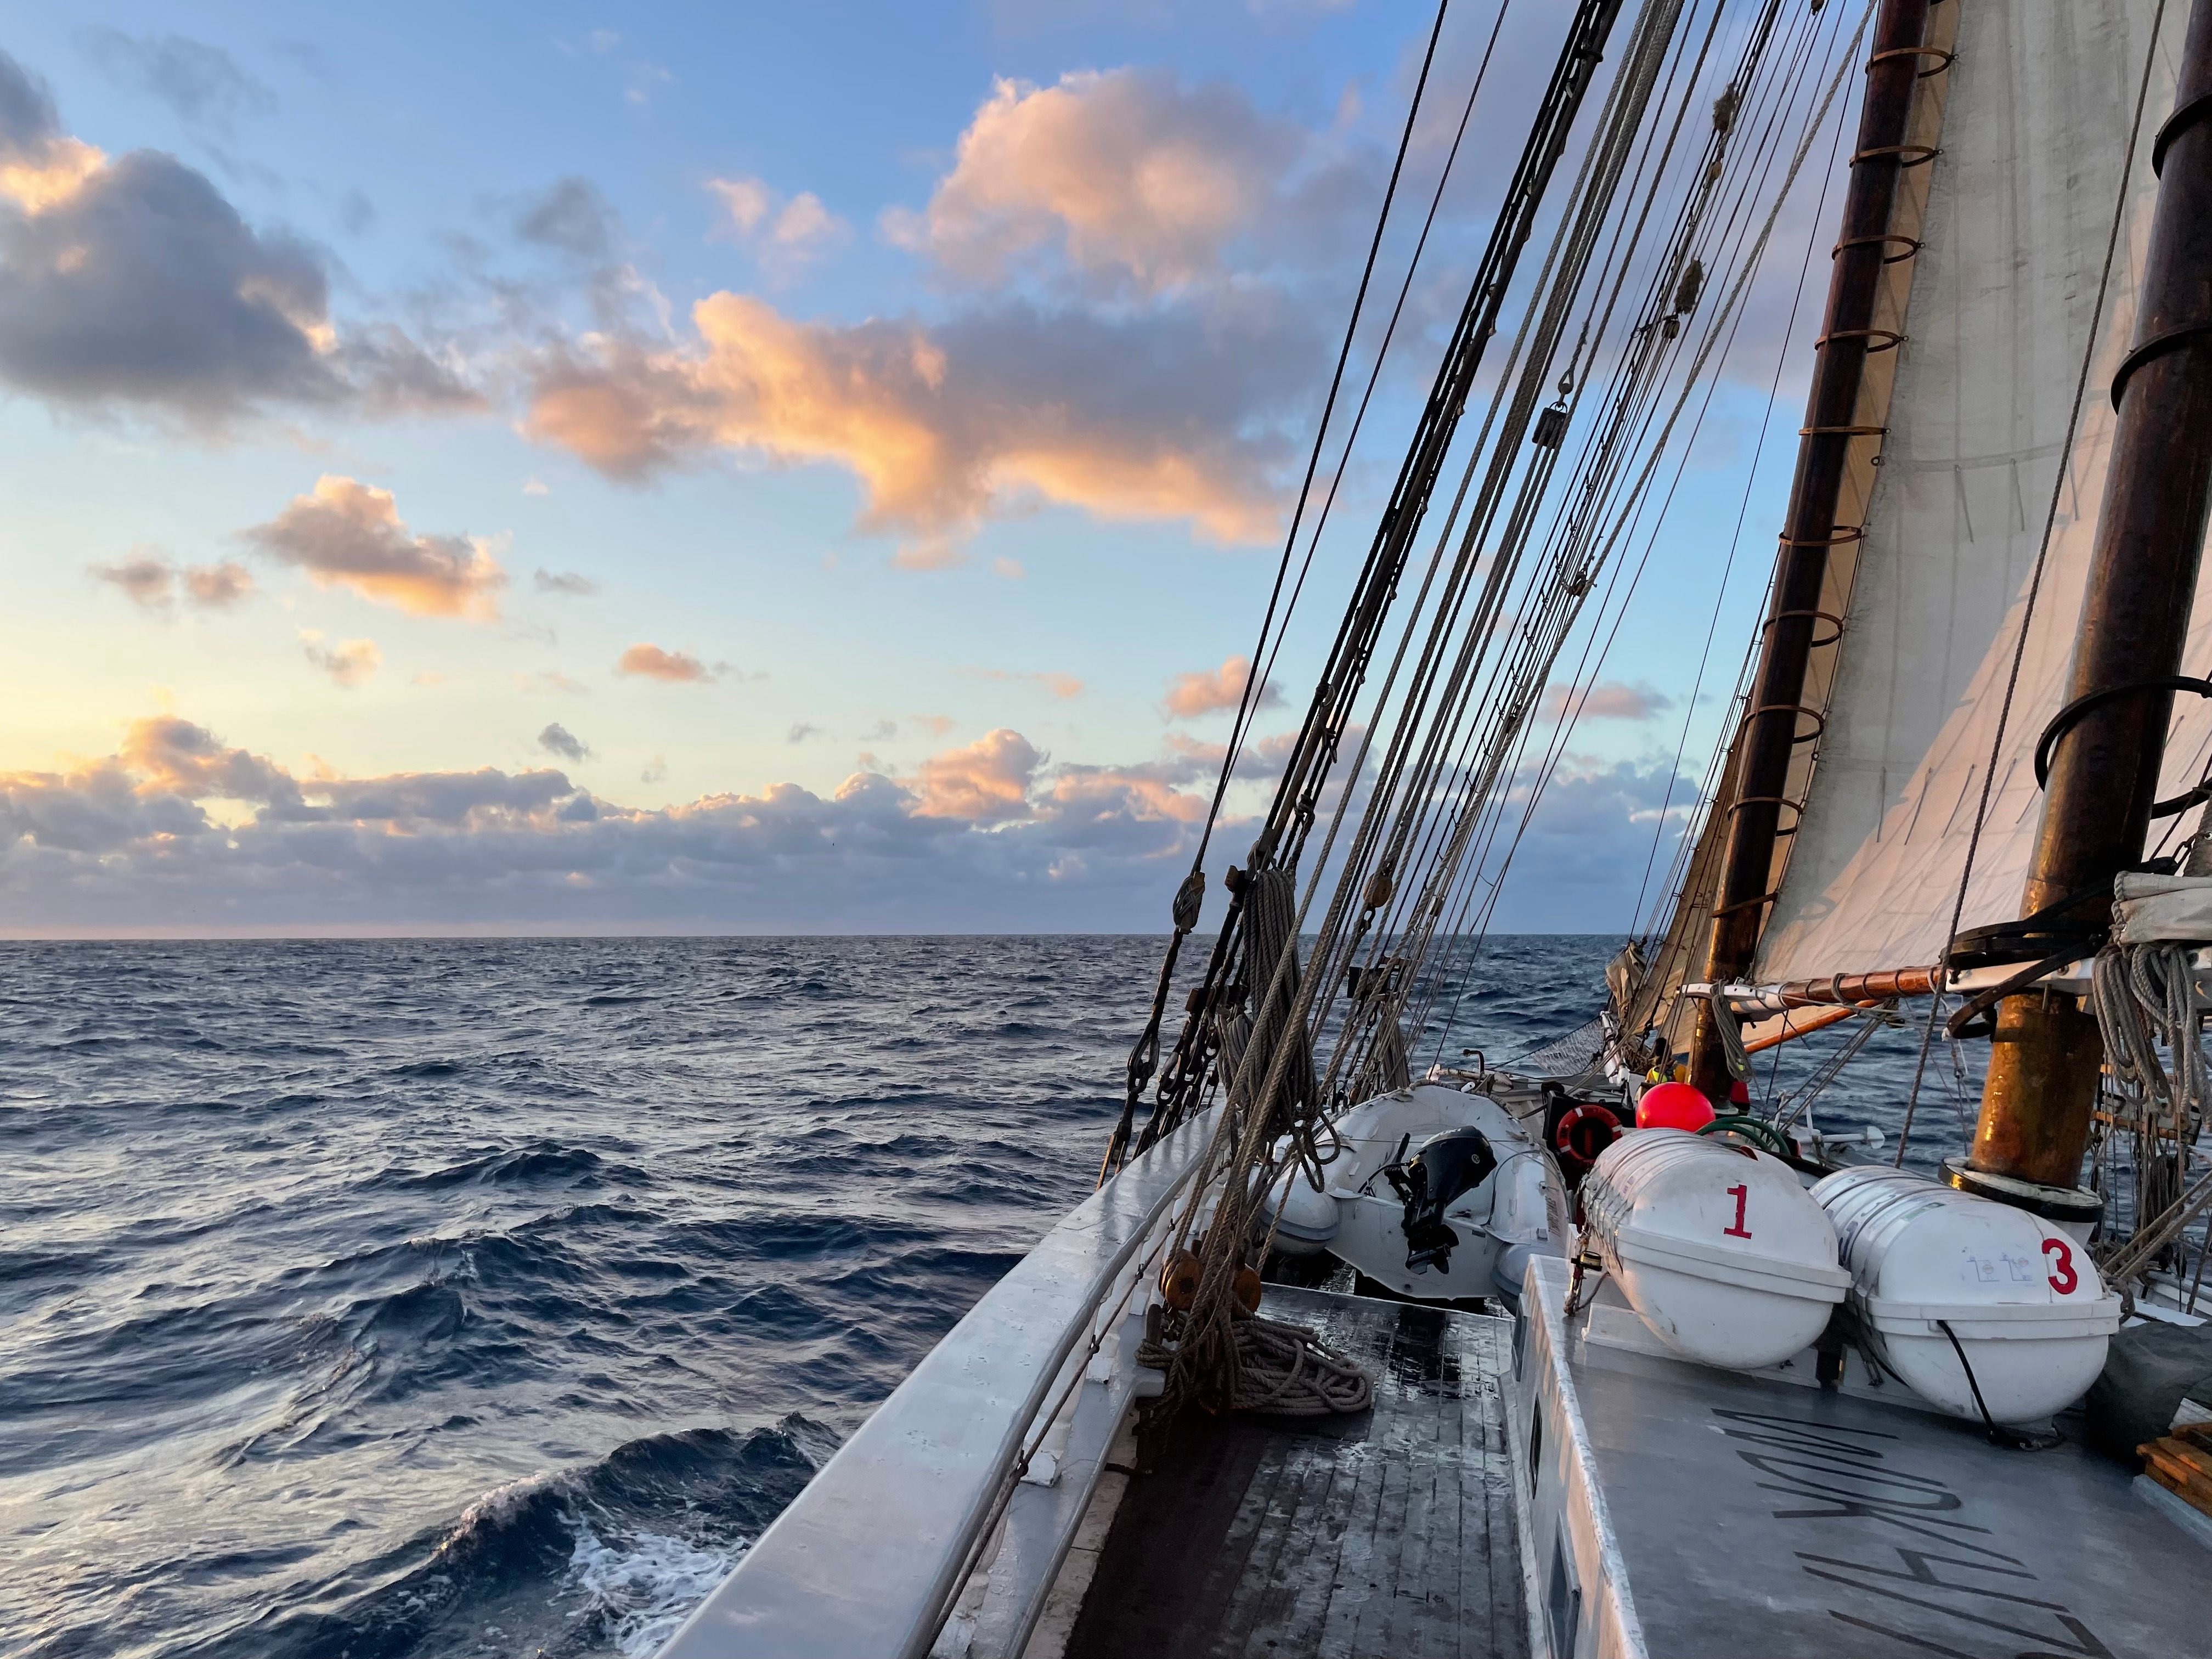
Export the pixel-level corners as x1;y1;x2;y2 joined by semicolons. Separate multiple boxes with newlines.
1582;1129;1849;1369
1813;1166;2121;1423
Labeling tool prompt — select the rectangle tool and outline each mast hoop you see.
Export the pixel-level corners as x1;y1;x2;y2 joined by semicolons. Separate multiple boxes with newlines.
2152;89;2212;177
1831;231;1921;263
2109;321;2212;409
1815;326;1906;354
2032;675;2212;793
1865;45;1956;80
1851;142;1940;168
1746;701;1829;748
1760;607;1847;650
1722;794;1805;832
1776;525;1864;548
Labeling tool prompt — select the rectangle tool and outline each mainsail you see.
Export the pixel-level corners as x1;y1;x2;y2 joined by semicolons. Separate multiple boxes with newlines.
1753;0;2209;984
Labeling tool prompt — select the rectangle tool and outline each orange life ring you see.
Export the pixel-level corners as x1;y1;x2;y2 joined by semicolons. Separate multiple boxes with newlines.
1554;1101;1623;1170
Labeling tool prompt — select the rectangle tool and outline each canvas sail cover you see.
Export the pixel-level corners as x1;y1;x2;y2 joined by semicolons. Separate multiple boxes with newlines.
1752;0;2211;985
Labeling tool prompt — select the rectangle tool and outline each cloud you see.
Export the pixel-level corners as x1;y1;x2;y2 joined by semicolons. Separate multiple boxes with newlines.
76;30;275;137
245;476;507;618
183;560;253;606
1163;653;1279;719
707;175;850;279
521;294;1298;549
538;721;590;763
516;670;588;694
639;754;667;783
516;176;616;260
624;62;673;107
787;722;821;743
883;69;1300;293
301;632;380;687
912;727;1040;823
964;666;1083;699
91;552;255;610
616;643;713;682
0;713;1703;935
993;556;1025;580
860;719;898;741
522;476;550;496
0;715;1220;932
0;49;473;424
89;554;173;608
1542;680;1672;723
533;568;599;596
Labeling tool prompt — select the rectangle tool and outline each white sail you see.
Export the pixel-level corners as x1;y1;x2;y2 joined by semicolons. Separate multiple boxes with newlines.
1753;0;2207;984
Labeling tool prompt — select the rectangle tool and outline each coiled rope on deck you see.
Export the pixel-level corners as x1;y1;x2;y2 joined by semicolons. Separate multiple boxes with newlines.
1139;1313;1374;1417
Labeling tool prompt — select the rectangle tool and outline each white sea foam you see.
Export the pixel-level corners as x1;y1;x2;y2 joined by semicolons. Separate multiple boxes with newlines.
439;1468;567;1553
563;1508;749;1657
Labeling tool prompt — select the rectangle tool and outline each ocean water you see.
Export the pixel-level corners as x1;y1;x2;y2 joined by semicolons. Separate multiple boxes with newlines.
0;934;1961;1659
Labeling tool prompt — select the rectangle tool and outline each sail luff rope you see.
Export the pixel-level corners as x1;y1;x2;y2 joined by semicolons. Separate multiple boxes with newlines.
1894;0;2175;1164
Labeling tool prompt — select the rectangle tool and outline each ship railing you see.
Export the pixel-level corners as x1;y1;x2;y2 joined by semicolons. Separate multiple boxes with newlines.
654;1105;1224;1659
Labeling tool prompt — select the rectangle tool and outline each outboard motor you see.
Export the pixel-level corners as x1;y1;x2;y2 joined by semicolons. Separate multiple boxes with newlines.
1386;1128;1497;1273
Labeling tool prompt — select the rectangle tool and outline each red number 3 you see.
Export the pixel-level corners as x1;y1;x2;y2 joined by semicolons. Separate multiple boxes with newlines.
2042;1236;2078;1294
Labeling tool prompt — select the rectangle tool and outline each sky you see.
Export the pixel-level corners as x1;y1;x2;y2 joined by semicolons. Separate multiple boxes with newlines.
0;0;1837;936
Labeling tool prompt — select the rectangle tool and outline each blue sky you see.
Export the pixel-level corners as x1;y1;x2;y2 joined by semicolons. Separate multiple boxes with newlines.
0;1;1831;935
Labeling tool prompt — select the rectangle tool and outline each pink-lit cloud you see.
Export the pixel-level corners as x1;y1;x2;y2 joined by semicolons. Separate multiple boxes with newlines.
1542;680;1672;723
882;68;1298;292
615;643;715;682
522;295;1293;551
246;476;506;618
1163;653;1280;719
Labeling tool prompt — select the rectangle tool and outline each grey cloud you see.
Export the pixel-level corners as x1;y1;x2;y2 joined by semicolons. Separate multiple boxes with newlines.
0;48;60;151
77;30;276;136
90;555;173;608
787;723;821;743
533;568;599;596
91;552;255;609
538;722;590;763
516;177;616;259
0;49;473;425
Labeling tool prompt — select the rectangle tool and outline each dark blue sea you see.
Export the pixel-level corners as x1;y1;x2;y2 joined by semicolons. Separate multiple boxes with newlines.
0;935;1965;1659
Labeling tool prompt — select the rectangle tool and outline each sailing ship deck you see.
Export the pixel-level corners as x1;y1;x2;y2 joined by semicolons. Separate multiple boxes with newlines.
1060;1285;1530;1659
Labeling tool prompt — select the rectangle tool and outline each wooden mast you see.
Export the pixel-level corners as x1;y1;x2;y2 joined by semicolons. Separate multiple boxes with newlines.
1965;0;2212;1203
1689;0;1933;1096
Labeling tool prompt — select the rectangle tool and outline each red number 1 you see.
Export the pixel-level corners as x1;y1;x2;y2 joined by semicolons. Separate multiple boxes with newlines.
2043;1236;2078;1294
1724;1183;1752;1239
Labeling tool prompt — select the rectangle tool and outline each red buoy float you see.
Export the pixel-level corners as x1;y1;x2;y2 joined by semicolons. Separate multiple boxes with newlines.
1635;1081;1716;1132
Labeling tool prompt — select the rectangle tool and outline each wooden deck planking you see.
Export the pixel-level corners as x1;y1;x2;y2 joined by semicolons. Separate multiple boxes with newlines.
1059;1285;1526;1659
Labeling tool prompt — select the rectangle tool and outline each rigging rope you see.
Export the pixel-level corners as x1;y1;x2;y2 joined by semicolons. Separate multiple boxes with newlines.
1098;0;1455;1182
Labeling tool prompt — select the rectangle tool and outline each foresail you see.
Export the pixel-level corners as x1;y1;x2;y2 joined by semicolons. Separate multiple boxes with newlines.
1753;0;2209;984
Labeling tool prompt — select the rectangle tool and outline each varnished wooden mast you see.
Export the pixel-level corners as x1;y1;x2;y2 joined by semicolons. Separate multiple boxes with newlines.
1689;0;1933;1095
1967;0;2212;1198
